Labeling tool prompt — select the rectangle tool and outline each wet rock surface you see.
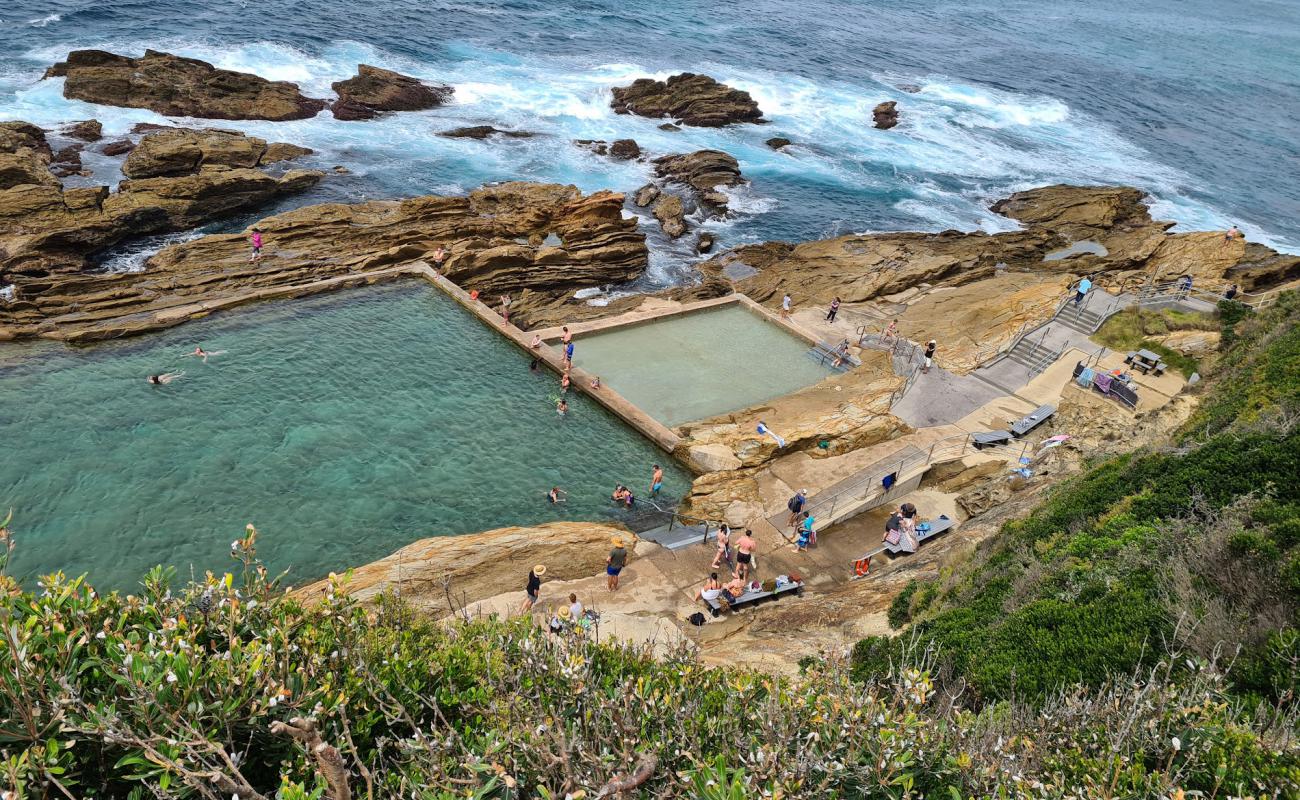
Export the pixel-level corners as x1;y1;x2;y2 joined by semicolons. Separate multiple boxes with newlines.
121;128;312;178
44;49;326;121
610;73;763;126
439;125;536;139
872;100;899;129
330;64;452;120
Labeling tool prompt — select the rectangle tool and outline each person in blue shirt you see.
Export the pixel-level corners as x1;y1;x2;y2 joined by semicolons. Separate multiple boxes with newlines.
1073;275;1092;307
795;511;815;552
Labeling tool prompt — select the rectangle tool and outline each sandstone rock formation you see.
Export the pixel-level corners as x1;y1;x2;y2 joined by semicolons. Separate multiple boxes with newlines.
100;139;134;156
439;125;536;140
45;50;326;121
701;185;1299;333
294;522;633;615
121;128;312;178
633;184;660;207
652;194;687;238
329;64;453;120
610;73;763;126
872;101;899;129
0;182;645;342
653;149;744;206
63;119;102;142
0;122;322;331
575;138;640;159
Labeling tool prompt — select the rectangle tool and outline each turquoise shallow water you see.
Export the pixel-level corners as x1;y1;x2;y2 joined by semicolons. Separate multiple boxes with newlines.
573;305;831;426
0;283;685;590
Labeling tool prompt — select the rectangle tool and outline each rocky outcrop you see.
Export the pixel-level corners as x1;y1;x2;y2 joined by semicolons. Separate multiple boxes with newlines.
766;137;792;150
0;120;322;327
439;125;535;140
702;185;1300;323
653;150;744;206
1;182;646;342
652;194;687;238
44;49;326;121
122;128;313;178
294;522;633;616
610;73;763;127
872;101;899;129
633;184;660;208
50;145;87;178
330;64;453;120
100;139;134;156
575;138;640;160
63;120;102;142
696;232;715;254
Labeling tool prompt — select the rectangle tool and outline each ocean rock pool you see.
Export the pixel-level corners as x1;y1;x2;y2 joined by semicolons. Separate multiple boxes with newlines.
0;282;685;590
571;303;833;426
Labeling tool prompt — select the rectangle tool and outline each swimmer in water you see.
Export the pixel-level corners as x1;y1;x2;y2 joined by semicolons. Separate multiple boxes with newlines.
529;358;540;372
560;372;571;393
556;398;568;416
186;346;225;363
547;487;566;504
146;371;184;385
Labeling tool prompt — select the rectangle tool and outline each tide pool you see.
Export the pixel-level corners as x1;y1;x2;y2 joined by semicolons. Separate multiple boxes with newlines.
0;282;685;590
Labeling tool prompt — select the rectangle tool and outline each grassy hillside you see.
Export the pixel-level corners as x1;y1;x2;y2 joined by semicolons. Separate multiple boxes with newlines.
864;293;1300;712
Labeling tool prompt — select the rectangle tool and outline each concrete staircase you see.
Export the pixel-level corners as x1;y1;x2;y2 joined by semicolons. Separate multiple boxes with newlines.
1003;336;1059;369
1053;302;1108;335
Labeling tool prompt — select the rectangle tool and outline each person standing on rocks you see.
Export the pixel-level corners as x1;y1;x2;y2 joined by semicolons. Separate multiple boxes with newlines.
711;523;732;570
922;340;937;373
735;529;757;581
1225;283;1239;301
430;244;447;272
606;537;628;591
795;511;816;552
781;294;792;319
520;565;546;613
500;294;512;323
826;296;841;322
248;228;263;263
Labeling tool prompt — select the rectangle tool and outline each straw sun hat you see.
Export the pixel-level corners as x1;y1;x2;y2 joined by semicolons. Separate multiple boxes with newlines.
611;537;624;547
533;564;547;576
558;606;572;619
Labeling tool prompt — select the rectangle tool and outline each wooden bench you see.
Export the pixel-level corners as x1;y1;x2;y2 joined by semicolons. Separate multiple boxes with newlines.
703;580;804;617
882;515;954;555
1011;404;1056;437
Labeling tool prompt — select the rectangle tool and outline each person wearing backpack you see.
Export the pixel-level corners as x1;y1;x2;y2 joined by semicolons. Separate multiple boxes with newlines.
786;488;808;529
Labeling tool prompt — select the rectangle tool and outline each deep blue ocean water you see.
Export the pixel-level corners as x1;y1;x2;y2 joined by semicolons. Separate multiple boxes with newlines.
1;0;1296;285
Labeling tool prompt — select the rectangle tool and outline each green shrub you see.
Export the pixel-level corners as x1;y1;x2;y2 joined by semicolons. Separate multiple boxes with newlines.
887;579;919;629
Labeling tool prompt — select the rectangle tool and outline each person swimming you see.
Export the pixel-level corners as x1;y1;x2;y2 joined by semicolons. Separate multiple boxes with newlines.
146;371;184;385
529;358;540;372
556;398;569;416
560;373;571;393
186;346;225;363
547;487;566;504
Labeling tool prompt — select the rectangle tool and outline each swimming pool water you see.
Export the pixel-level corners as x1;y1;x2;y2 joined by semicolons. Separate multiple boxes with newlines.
572;304;832;426
0;282;685;590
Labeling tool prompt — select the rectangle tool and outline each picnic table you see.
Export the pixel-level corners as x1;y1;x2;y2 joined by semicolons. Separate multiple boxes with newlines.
1125;349;1167;376
702;580;803;617
851;514;956;578
1011;404;1056;437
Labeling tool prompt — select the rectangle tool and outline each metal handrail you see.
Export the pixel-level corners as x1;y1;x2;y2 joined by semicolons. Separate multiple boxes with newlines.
803;431;1033;526
1028;344;1065;378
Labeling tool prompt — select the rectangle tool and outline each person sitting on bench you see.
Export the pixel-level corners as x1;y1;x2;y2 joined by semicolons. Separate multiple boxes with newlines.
694;573;723;603
718;576;747;606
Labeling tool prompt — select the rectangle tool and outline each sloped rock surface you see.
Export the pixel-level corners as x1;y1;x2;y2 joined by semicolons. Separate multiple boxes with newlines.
330;64;452;120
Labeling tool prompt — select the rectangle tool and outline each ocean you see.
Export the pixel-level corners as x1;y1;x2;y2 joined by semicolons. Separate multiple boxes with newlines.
2;0;1298;288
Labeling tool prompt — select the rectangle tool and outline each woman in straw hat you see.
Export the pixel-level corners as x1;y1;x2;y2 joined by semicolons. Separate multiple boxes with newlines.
549;603;571;635
520;564;546;612
606;537;629;591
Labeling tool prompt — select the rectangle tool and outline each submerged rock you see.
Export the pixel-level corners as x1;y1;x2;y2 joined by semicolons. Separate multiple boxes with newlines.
608;138;641;160
765;136;792;150
610;73;763;127
99;139;134;157
330;64;453;120
633;183;660;208
872;101;899;130
44;49;326;121
63;119;103;142
696;232;716;254
439;125;536;140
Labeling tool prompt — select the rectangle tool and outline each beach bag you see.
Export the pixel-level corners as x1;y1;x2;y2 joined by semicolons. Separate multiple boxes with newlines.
788;570;802;584
885;530;901;546
762;579;776;592
688;612;707;627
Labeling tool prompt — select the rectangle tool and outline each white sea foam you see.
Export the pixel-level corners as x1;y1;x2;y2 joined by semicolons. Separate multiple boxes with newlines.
6;38;1293;254
28;13;60;27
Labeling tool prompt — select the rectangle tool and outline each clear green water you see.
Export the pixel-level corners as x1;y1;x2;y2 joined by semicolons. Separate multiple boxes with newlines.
572;305;831;426
0;283;685;590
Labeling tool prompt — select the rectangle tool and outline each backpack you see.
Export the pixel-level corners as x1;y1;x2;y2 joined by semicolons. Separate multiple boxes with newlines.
688;612;707;627
787;494;802;512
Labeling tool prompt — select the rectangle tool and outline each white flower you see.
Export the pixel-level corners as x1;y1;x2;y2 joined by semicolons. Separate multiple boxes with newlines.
166;671;177;683
1172;737;1182;751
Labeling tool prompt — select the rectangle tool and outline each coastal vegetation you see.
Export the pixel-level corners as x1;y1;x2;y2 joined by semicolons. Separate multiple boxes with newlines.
857;293;1300;785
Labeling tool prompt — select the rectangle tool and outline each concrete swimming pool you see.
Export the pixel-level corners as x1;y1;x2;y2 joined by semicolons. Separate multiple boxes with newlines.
569;299;834;426
0;281;687;589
